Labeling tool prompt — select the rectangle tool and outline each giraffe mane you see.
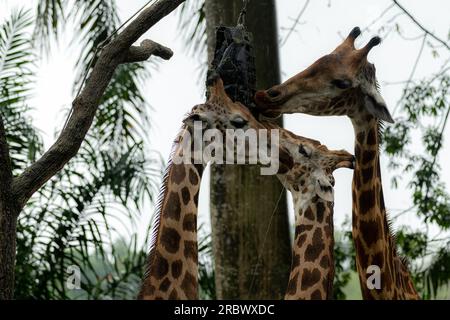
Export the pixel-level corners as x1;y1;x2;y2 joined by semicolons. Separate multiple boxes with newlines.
140;125;188;286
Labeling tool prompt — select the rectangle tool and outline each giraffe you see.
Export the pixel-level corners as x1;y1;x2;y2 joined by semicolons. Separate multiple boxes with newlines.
138;78;293;300
254;27;419;299
270;124;354;299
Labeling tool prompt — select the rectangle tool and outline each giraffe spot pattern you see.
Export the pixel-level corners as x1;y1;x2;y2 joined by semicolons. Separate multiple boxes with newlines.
169;289;179;300
184;240;198;261
159;278;171;292
181;187;191;205
366;128;377;145
163;192;181;221
301;268;321;290
153;252;169;280
358;189;375;215
316;202;325;223
320;255;329;268
296;234;307;247
292;254;301;268
160;227;181;254
181;272;197;299
304;207;314;220
304;228;325;262
171;260;183;279
171;164;186;185
362;150;376;164
286;272;299;296
189;168;199;185
183;213;197;232
362;166;373;184
310;289;323;300
359;218;381;247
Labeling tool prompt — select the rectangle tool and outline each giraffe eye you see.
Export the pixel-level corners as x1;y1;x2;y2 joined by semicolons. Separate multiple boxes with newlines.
331;79;352;89
299;145;311;158
230;116;248;129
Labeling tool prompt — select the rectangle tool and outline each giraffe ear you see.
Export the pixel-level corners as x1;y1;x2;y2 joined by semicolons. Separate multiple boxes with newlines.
315;176;334;202
363;92;394;123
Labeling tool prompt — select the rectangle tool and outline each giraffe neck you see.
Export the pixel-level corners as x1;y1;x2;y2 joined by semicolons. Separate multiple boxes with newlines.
351;115;418;299
285;192;335;300
139;130;203;300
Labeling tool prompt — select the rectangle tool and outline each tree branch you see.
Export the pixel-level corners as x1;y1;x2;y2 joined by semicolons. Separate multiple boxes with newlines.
393;0;450;51
123;39;173;64
11;0;186;209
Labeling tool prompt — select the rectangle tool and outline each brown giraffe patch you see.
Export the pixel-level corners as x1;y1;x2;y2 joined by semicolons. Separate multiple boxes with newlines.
163;192;181;221
304;228;325;262
171;165;186;184
316;202;325;223
193;190;200;205
359;218;381;247
358;189;375;215
292;254;301;268
361;166;373;183
189;168;199;185
301;268;321;290
296;224;313;235
159;278;171;292
286;273;299;296
160;227;181;254
183;213;197;232
184;240;198;261
362;150;376;164
169;289;179;300
320;255;329;268
153;252;169;280
311;289;322;300
356;132;365;144
181;272;197;299
304;206;314;220
171;260;183;279
141;284;155;296
296;234;307;247
181;187;191;205
366;128;377;145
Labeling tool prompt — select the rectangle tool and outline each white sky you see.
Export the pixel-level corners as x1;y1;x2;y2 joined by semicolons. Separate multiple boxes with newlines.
2;0;450;247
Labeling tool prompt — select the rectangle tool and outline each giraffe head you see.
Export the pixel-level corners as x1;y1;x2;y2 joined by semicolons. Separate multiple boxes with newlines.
255;27;394;123
276;128;354;202
182;78;294;174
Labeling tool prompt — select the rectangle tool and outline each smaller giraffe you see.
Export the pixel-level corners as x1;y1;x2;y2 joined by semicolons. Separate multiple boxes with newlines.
138;79;293;300
268;123;354;299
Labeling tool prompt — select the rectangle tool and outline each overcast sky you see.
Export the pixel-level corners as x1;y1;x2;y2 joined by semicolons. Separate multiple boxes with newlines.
3;0;450;245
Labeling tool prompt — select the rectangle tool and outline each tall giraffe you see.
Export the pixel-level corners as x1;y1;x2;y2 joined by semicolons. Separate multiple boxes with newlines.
271;124;354;299
138;79;293;300
254;27;419;299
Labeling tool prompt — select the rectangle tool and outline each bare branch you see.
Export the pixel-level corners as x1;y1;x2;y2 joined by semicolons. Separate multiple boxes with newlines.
280;0;310;47
393;0;450;51
123;39;173;63
11;0;185;208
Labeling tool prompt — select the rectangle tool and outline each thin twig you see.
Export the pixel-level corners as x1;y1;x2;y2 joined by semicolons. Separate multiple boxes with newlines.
392;0;450;51
280;0;310;47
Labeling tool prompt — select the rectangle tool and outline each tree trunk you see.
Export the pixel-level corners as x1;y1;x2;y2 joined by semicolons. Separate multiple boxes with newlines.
0;115;18;300
205;0;291;299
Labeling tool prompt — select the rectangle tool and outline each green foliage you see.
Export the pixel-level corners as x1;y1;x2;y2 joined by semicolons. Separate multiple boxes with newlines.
198;228;216;300
1;2;161;299
383;73;450;298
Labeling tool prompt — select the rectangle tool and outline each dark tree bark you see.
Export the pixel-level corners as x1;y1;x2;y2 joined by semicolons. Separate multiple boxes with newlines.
0;115;19;300
0;0;183;299
205;0;291;299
